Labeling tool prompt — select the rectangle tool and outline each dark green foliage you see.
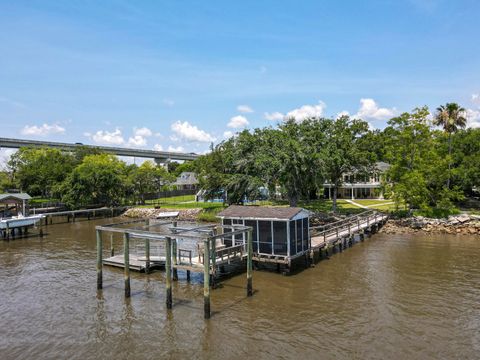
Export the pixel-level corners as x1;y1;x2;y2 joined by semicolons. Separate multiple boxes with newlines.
8;147;76;197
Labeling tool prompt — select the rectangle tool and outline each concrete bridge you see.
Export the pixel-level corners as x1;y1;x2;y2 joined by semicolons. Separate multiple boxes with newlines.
0;137;199;163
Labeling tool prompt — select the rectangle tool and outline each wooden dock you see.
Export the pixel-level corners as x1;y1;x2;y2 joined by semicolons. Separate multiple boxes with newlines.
38;206;128;226
96;219;254;319
311;210;388;248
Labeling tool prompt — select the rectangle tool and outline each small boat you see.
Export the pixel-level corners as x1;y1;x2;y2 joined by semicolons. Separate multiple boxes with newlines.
0;214;45;229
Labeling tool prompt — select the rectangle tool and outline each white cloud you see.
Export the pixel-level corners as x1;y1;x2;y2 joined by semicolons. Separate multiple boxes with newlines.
237;105;254;113
168;145;185;152
472;94;480;104
91;129;125;145
163;98;175;107
153;144;164;151
0;148;17;169
127;135;147;147
133;127;153;137
336;110;350;119
223;131;234;138
227;115;249;129
285;101;326;122
21;123;66;136
264;111;284;121
466;108;480;128
171;121;215;142
354;98;395;120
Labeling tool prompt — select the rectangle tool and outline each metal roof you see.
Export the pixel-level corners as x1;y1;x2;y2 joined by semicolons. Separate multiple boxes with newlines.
0;193;32;201
217;205;307;220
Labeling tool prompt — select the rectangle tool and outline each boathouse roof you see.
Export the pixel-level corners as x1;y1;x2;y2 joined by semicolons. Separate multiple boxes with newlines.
0;193;31;202
217;205;308;221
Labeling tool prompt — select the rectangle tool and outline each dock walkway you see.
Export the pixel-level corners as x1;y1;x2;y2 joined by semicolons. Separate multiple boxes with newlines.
311;210;388;249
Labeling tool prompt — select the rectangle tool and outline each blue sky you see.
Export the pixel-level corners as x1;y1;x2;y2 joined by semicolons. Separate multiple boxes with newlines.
1;0;480;163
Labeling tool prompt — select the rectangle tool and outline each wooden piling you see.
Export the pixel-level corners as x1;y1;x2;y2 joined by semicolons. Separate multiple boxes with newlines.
203;238;211;319
165;237;173;309
145;238;150;273
172;238;178;281
96;230;103;290
172;222;178;281
124;233;131;297
247;229;253;297
110;233;114;257
210;233;216;289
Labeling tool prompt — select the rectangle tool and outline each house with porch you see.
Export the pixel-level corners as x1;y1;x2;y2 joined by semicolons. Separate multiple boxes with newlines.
323;161;390;200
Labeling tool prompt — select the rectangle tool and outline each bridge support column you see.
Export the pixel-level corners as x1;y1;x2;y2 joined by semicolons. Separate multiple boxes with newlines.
154;157;170;167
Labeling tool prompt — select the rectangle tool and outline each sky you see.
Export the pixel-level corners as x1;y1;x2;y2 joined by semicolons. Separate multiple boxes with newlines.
1;0;480;166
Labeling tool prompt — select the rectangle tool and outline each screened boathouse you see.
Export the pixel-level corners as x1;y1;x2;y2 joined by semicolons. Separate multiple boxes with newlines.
217;205;310;260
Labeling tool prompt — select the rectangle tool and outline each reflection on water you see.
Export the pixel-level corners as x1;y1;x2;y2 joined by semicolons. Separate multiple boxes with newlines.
0;218;479;359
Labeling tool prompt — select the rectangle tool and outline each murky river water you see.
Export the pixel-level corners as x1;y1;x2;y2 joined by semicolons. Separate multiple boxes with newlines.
1;218;479;359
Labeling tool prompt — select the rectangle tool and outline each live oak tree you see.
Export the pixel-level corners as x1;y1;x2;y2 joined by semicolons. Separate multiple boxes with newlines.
8;147;75;197
60;154;128;208
321;116;372;212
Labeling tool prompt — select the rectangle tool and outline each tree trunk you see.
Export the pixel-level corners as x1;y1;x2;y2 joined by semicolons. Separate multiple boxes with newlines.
447;133;452;189
332;186;338;213
288;193;298;207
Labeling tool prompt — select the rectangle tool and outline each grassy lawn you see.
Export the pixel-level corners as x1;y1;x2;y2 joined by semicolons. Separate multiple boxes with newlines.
30;197;59;205
145;194;196;204
135;197;398;222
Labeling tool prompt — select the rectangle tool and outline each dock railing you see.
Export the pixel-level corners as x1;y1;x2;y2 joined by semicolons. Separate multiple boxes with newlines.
310;210;383;246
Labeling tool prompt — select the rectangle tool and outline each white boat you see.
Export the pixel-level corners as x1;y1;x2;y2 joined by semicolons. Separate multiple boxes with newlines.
0;215;45;229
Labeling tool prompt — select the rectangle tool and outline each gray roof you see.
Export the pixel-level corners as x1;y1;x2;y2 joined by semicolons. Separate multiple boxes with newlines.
218;205;307;220
375;161;390;172
173;172;199;186
0;193;32;202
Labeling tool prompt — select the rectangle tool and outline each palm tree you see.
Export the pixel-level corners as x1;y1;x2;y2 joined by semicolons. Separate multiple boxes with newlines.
434;103;467;188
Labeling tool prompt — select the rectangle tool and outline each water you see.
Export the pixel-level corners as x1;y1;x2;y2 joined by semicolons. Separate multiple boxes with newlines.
1;218;479;359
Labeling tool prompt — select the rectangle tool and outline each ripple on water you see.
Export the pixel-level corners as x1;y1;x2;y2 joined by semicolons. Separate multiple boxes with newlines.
1;221;480;359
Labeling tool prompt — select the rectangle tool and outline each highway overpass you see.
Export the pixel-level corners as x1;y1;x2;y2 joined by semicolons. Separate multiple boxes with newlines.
0;137;199;162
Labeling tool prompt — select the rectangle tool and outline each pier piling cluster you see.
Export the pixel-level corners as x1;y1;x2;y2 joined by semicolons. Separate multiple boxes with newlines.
96;219;254;319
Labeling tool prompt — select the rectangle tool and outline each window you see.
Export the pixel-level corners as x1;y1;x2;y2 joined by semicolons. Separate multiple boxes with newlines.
289;221;296;256
296;219;303;253
302;218;309;251
273;221;287;255
233;219;244;245
223;218;232;247
258;221;272;254
245;220;258;253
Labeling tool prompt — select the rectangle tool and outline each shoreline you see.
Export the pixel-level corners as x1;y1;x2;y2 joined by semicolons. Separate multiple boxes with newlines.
379;214;480;235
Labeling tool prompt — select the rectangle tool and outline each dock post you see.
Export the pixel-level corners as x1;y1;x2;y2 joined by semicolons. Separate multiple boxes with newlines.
145;238;150;274
96;230;103;290
247;229;253;297
204;238;211;319
165;237;173;309
110;234;114;257
172;222;178;281
210;232;216;289
124;233;131;297
172;238;178;281
5;222;9;240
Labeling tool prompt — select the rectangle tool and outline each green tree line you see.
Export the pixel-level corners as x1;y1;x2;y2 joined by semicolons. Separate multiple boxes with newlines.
0;146;194;208
195;104;479;215
1;102;478;215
